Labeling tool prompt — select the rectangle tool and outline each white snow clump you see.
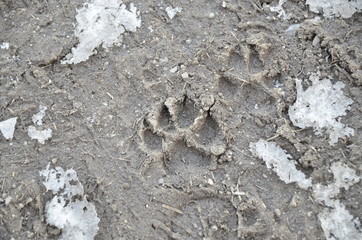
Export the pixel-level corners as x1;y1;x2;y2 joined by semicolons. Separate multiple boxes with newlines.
306;0;362;19
32;105;47;126
313;162;361;240
28;105;52;144
27;126;52;144
40;163;100;240
165;6;182;20
288;72;354;145
0;117;17;140
0;42;10;50
269;0;290;20
249;139;312;189
319;201;361;240
61;0;141;64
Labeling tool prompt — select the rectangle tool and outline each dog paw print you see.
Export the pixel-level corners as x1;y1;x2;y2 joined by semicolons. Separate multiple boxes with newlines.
156;197;238;240
232;191;274;239
138;94;229;177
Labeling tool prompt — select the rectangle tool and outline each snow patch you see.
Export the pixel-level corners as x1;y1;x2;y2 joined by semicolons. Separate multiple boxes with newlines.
288;72;354;145
319;201;361;240
306;0;362;19
61;0;141;64
312;162;361;240
269;0;290;20
330;162;360;190
28;126;52;144
165;6;182;19
0;42;10;49
32;105;47;126
249;139;312;189
40;163;100;240
0;117;17;140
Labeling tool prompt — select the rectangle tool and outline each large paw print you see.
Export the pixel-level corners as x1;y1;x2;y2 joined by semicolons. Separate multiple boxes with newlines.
138;94;228;178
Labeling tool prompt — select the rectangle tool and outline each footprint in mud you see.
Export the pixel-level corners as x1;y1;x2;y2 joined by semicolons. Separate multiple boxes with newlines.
176;97;199;129
233;192;274;239
164;140;211;175
142;128;163;151
216;72;277;117
138;94;227;177
157;104;175;132
248;44;265;74
226;41;267;75
156;197;238;240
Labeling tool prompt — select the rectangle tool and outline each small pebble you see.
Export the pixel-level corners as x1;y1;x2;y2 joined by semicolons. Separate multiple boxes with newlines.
181;72;189;79
209;13;215;19
170;66;178;73
5;196;12;205
274;208;281;217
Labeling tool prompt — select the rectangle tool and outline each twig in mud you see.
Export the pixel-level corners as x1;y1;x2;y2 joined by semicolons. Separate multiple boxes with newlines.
254;184;267;191
162;204;183;215
296;67;304;77
333;64;354;84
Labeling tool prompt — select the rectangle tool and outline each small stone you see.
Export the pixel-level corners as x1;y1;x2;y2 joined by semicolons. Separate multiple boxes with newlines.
290;194;299;207
211;144;226;155
208;13;215;19
181;72;189;79
25;198;33;205
207;178;214;185
111;204;117;212
51;158;57;164
170;66;178;73
274;208;281;217
158;178;164;185
312;36;320;46
5;196;12;205
200;94;215;110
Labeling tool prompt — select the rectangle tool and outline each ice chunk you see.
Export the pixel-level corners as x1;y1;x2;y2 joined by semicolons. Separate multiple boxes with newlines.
40;163;84;197
32;105;47;126
40;164;100;240
269;0;290;20
319;201;362;240
306;0;362;19
0;117;17;140
0;42;10;50
288;72;354;145
46;197;100;240
249;139;312;189
28;126;52;144
61;0;141;64
313;183;340;207
312;161;361;239
165;6;182;19
330;162;360;190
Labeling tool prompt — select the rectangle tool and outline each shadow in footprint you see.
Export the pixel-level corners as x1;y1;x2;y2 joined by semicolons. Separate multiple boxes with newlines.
170;198;238;240
194;114;221;146
218;76;239;101
143;128;163;151
166;141;210;174
249;45;264;73
176;97;199;129
158;104;175;132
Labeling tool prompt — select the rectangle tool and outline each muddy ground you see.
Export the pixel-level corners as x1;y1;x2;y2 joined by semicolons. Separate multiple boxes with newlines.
0;0;361;239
